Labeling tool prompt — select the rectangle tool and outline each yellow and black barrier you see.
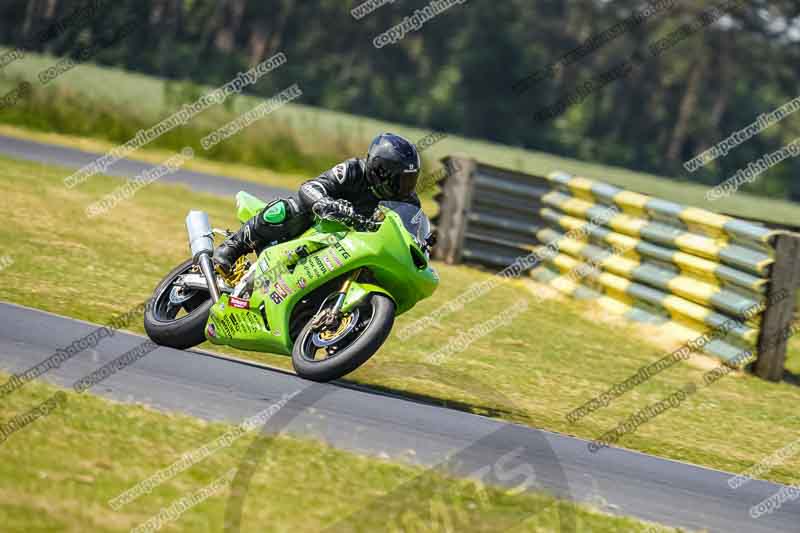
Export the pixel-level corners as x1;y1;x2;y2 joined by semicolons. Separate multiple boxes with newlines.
433;157;800;381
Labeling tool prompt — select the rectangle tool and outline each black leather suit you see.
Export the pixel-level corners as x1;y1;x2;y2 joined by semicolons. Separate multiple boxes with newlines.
255;158;421;246
298;157;420;216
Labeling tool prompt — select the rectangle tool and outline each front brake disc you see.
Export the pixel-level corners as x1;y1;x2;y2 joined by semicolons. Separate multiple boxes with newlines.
311;309;360;347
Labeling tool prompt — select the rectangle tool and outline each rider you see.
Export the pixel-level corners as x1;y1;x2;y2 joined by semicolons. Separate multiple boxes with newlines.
213;132;422;274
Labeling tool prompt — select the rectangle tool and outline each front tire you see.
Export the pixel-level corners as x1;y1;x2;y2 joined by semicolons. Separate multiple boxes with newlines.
292;294;395;382
144;258;213;350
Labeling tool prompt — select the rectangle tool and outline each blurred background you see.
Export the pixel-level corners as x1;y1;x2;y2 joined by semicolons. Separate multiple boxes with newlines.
1;0;799;203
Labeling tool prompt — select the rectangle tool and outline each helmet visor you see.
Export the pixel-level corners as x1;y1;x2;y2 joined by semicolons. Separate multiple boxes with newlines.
368;161;419;198
396;169;419;196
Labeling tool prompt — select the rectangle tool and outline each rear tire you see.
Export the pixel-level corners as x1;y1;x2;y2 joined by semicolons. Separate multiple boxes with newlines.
144;258;213;350
292;294;395;382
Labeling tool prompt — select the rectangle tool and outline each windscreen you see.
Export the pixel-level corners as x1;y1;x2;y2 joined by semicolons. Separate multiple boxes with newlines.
380;201;431;248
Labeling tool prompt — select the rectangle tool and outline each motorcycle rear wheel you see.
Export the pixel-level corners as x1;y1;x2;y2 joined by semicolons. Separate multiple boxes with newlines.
144;258;213;350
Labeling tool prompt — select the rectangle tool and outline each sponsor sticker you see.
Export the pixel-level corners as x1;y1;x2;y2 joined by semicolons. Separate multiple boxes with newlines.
228;314;241;333
274;281;288;298
229;297;250;309
277;276;293;292
314;256;327;274
215;317;233;337
270;292;284;305
334;242;352;260
301;254;330;279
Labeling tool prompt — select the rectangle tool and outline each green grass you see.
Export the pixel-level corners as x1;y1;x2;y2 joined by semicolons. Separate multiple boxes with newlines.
0;71;340;178
3;48;800;224
1;155;799;491
0;374;678;532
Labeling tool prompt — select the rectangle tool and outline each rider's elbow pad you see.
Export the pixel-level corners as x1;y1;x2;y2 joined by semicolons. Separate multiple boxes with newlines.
299;181;329;210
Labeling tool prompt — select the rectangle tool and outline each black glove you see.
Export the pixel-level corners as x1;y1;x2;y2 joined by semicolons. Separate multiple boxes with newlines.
312;198;356;223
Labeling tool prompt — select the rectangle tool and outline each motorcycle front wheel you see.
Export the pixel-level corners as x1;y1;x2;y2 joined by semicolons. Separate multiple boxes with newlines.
291;293;395;382
144;258;213;350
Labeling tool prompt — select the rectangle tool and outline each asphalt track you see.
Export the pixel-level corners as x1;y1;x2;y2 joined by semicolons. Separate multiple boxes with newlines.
0;134;291;200
0;135;798;532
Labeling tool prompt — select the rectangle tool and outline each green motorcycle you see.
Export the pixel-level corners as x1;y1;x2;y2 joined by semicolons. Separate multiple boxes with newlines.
144;192;439;382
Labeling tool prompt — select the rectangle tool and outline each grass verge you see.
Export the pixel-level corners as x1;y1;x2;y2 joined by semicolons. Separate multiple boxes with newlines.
0;155;798;490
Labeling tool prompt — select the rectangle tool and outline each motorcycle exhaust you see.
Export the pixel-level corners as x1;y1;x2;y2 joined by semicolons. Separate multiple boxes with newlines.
186;210;221;303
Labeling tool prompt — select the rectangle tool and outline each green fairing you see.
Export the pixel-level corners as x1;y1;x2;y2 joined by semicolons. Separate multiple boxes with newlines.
341;282;393;313
206;199;438;356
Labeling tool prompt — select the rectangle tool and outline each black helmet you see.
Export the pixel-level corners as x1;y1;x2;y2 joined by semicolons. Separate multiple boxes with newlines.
365;133;420;199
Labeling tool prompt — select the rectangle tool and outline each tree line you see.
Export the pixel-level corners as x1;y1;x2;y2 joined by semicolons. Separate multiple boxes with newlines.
1;0;799;201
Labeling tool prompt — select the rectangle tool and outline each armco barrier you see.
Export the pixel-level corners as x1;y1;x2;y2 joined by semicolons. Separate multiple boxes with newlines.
433;157;800;381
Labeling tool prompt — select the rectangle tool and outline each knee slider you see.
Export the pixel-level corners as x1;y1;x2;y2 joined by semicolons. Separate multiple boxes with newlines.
253;198;311;244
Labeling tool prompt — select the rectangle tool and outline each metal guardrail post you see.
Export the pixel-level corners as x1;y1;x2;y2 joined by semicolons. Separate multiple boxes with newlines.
755;233;800;381
433;156;476;264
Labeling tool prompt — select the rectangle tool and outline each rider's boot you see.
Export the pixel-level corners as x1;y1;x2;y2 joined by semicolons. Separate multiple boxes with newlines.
213;217;262;276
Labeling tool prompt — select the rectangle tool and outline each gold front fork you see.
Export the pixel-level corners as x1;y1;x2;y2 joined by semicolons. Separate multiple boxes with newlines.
311;268;362;332
332;268;362;315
